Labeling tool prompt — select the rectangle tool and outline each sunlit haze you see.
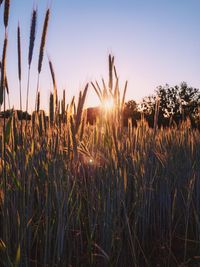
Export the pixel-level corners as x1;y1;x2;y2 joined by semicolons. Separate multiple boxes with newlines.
102;97;114;112
1;0;200;112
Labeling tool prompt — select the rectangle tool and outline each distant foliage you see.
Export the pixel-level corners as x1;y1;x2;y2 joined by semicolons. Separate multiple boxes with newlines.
140;82;200;127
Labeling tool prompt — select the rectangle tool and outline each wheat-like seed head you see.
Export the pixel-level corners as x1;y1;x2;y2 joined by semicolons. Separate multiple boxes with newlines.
62;90;66;122
48;58;56;89
4;0;10;29
108;54;114;91
28;9;37;67
36;92;40;112
70;115;78;160
121;81;128;110
38;9;50;74
17;24;21;81
48;58;58;117
0;61;8;95
5;76;9;95
0;36;8;105
75;84;88;134
49;92;54;125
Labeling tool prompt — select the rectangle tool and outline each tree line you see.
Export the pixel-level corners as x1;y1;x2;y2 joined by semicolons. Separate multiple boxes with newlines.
1;82;200;129
122;82;200;128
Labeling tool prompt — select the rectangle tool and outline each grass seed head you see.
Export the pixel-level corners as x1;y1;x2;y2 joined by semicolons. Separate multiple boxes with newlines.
38;9;50;74
4;0;10;29
28;9;37;67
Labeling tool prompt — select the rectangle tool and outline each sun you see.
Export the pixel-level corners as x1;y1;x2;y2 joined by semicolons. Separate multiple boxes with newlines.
102;97;114;112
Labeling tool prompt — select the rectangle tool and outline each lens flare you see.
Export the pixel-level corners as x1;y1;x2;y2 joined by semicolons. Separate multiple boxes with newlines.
102;97;114;111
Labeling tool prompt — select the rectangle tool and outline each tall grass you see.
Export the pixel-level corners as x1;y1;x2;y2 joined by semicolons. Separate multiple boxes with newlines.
3;0;10;29
26;8;37;122
0;55;200;266
35;8;50;111
0;4;200;267
17;24;22;111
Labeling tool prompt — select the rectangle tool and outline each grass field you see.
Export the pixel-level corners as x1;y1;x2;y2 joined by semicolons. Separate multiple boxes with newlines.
0;1;200;266
1;106;200;267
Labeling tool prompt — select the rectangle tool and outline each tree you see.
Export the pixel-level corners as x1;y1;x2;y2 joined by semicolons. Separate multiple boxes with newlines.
141;82;200;127
123;100;140;126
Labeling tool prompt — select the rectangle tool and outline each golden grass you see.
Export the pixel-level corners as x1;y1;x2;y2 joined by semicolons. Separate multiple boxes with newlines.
0;3;199;266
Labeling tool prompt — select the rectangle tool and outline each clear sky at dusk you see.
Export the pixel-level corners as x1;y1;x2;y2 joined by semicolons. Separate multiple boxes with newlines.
1;0;200;111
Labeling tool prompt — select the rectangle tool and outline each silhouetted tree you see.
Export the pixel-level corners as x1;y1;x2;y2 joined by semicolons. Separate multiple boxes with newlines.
141;82;200;127
123;100;141;126
0;109;31;120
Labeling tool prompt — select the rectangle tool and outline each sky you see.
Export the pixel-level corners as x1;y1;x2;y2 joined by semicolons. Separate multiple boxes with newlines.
0;0;200;112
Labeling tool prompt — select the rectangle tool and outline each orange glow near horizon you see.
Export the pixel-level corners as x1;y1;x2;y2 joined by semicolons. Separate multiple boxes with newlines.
102;97;114;112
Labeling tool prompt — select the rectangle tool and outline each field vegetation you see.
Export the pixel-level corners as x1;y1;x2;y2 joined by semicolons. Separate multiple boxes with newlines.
0;1;200;266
